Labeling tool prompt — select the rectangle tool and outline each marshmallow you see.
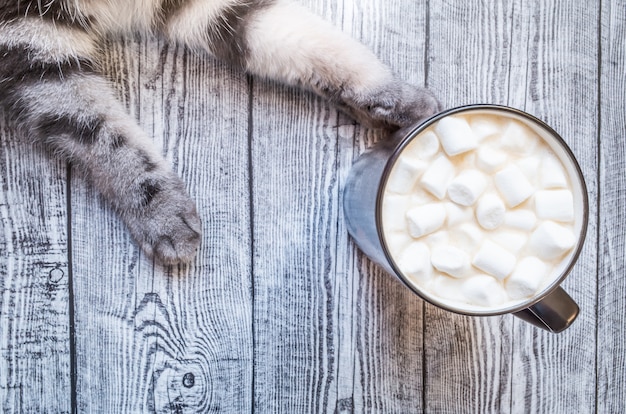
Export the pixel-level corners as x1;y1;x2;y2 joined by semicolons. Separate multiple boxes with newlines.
425;230;449;246
462;275;507;307
504;209;537;231
500;120;538;155
429;275;466;303
405;130;440;160
434;116;478;156
476;146;507;173
490;230;528;253
505;256;549;300
470;115;503;141
472;240;517;280
447;169;488;206
451;223;484;253
406;203;446;238
540;153;569;189
516;157;541;184
529;221;576;260
419;155;455;199
397;242;433;283
476;193;506;230
445;202;473;226
535;189;575;222
431;245;471;278
386;157;427;194
494;165;535;207
382;195;410;232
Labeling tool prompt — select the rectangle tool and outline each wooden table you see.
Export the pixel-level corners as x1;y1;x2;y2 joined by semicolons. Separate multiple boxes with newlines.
1;0;624;412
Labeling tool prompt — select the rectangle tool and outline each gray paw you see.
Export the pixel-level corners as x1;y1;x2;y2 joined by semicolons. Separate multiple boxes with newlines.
342;81;441;129
123;179;202;265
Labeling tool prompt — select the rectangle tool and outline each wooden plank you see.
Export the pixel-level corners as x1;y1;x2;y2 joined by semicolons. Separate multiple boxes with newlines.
424;1;516;412
251;0;426;411
70;35;253;412
598;0;626;412
507;1;599;413
0;114;71;412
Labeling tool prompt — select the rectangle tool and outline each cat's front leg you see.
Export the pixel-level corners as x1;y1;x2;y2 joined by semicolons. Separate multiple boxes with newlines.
0;44;201;264
165;0;440;129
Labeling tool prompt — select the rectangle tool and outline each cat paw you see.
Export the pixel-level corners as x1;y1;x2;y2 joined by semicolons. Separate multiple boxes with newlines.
123;181;202;265
342;81;441;129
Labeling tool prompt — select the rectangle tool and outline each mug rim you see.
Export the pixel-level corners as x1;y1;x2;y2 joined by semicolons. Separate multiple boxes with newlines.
375;104;589;316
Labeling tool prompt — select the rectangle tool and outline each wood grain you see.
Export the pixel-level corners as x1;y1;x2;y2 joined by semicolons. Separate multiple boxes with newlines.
598;1;626;412
0;114;71;412
69;36;253;412
1;0;625;412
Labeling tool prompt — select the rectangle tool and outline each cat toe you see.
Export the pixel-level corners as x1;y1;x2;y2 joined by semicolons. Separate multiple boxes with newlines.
150;208;202;265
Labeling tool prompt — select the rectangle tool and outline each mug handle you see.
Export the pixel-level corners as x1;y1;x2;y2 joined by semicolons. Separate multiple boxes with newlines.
513;287;579;333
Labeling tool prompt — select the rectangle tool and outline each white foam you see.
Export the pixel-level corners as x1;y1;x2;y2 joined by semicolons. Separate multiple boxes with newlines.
529;221;576;260
434;116;478;156
505;256;549;300
494;165;535;207
447;169;487;206
535;189;575;222
419;155;455;199
406;203;446;238
476;193;505;230
431;245;471;278
445;202;473;227
490;230;528;254
382;195;410;232
472;240;517;280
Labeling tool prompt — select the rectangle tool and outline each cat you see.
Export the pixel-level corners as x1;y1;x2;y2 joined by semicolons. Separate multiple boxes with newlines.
0;0;440;264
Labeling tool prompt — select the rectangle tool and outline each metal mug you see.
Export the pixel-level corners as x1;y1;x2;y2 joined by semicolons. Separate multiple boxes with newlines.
343;104;589;333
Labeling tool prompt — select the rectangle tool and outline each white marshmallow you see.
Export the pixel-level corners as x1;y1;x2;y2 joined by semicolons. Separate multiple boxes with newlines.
535;189;575;222
431;245;471;278
397;242;433;283
472;240;517;280
429;275;466;303
470;115;503;141
516;157;541;184
404;130;440;160
529;221;576;260
505;256;549;300
424;230;449;246
434;116;478;156
462;275;507;307
494;165;535;207
447;169;488;206
386;157;427;194
382;195;410;232
504;209;537;231
490;230;528;253
476;193;506;230
500;120;538;155
451;223;484;253
540;153;569;189
445;202;473;226
419;155;455;199
476;146;507;173
406;204;446;238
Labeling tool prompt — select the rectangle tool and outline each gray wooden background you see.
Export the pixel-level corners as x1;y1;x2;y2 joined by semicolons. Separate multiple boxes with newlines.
1;0;624;412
